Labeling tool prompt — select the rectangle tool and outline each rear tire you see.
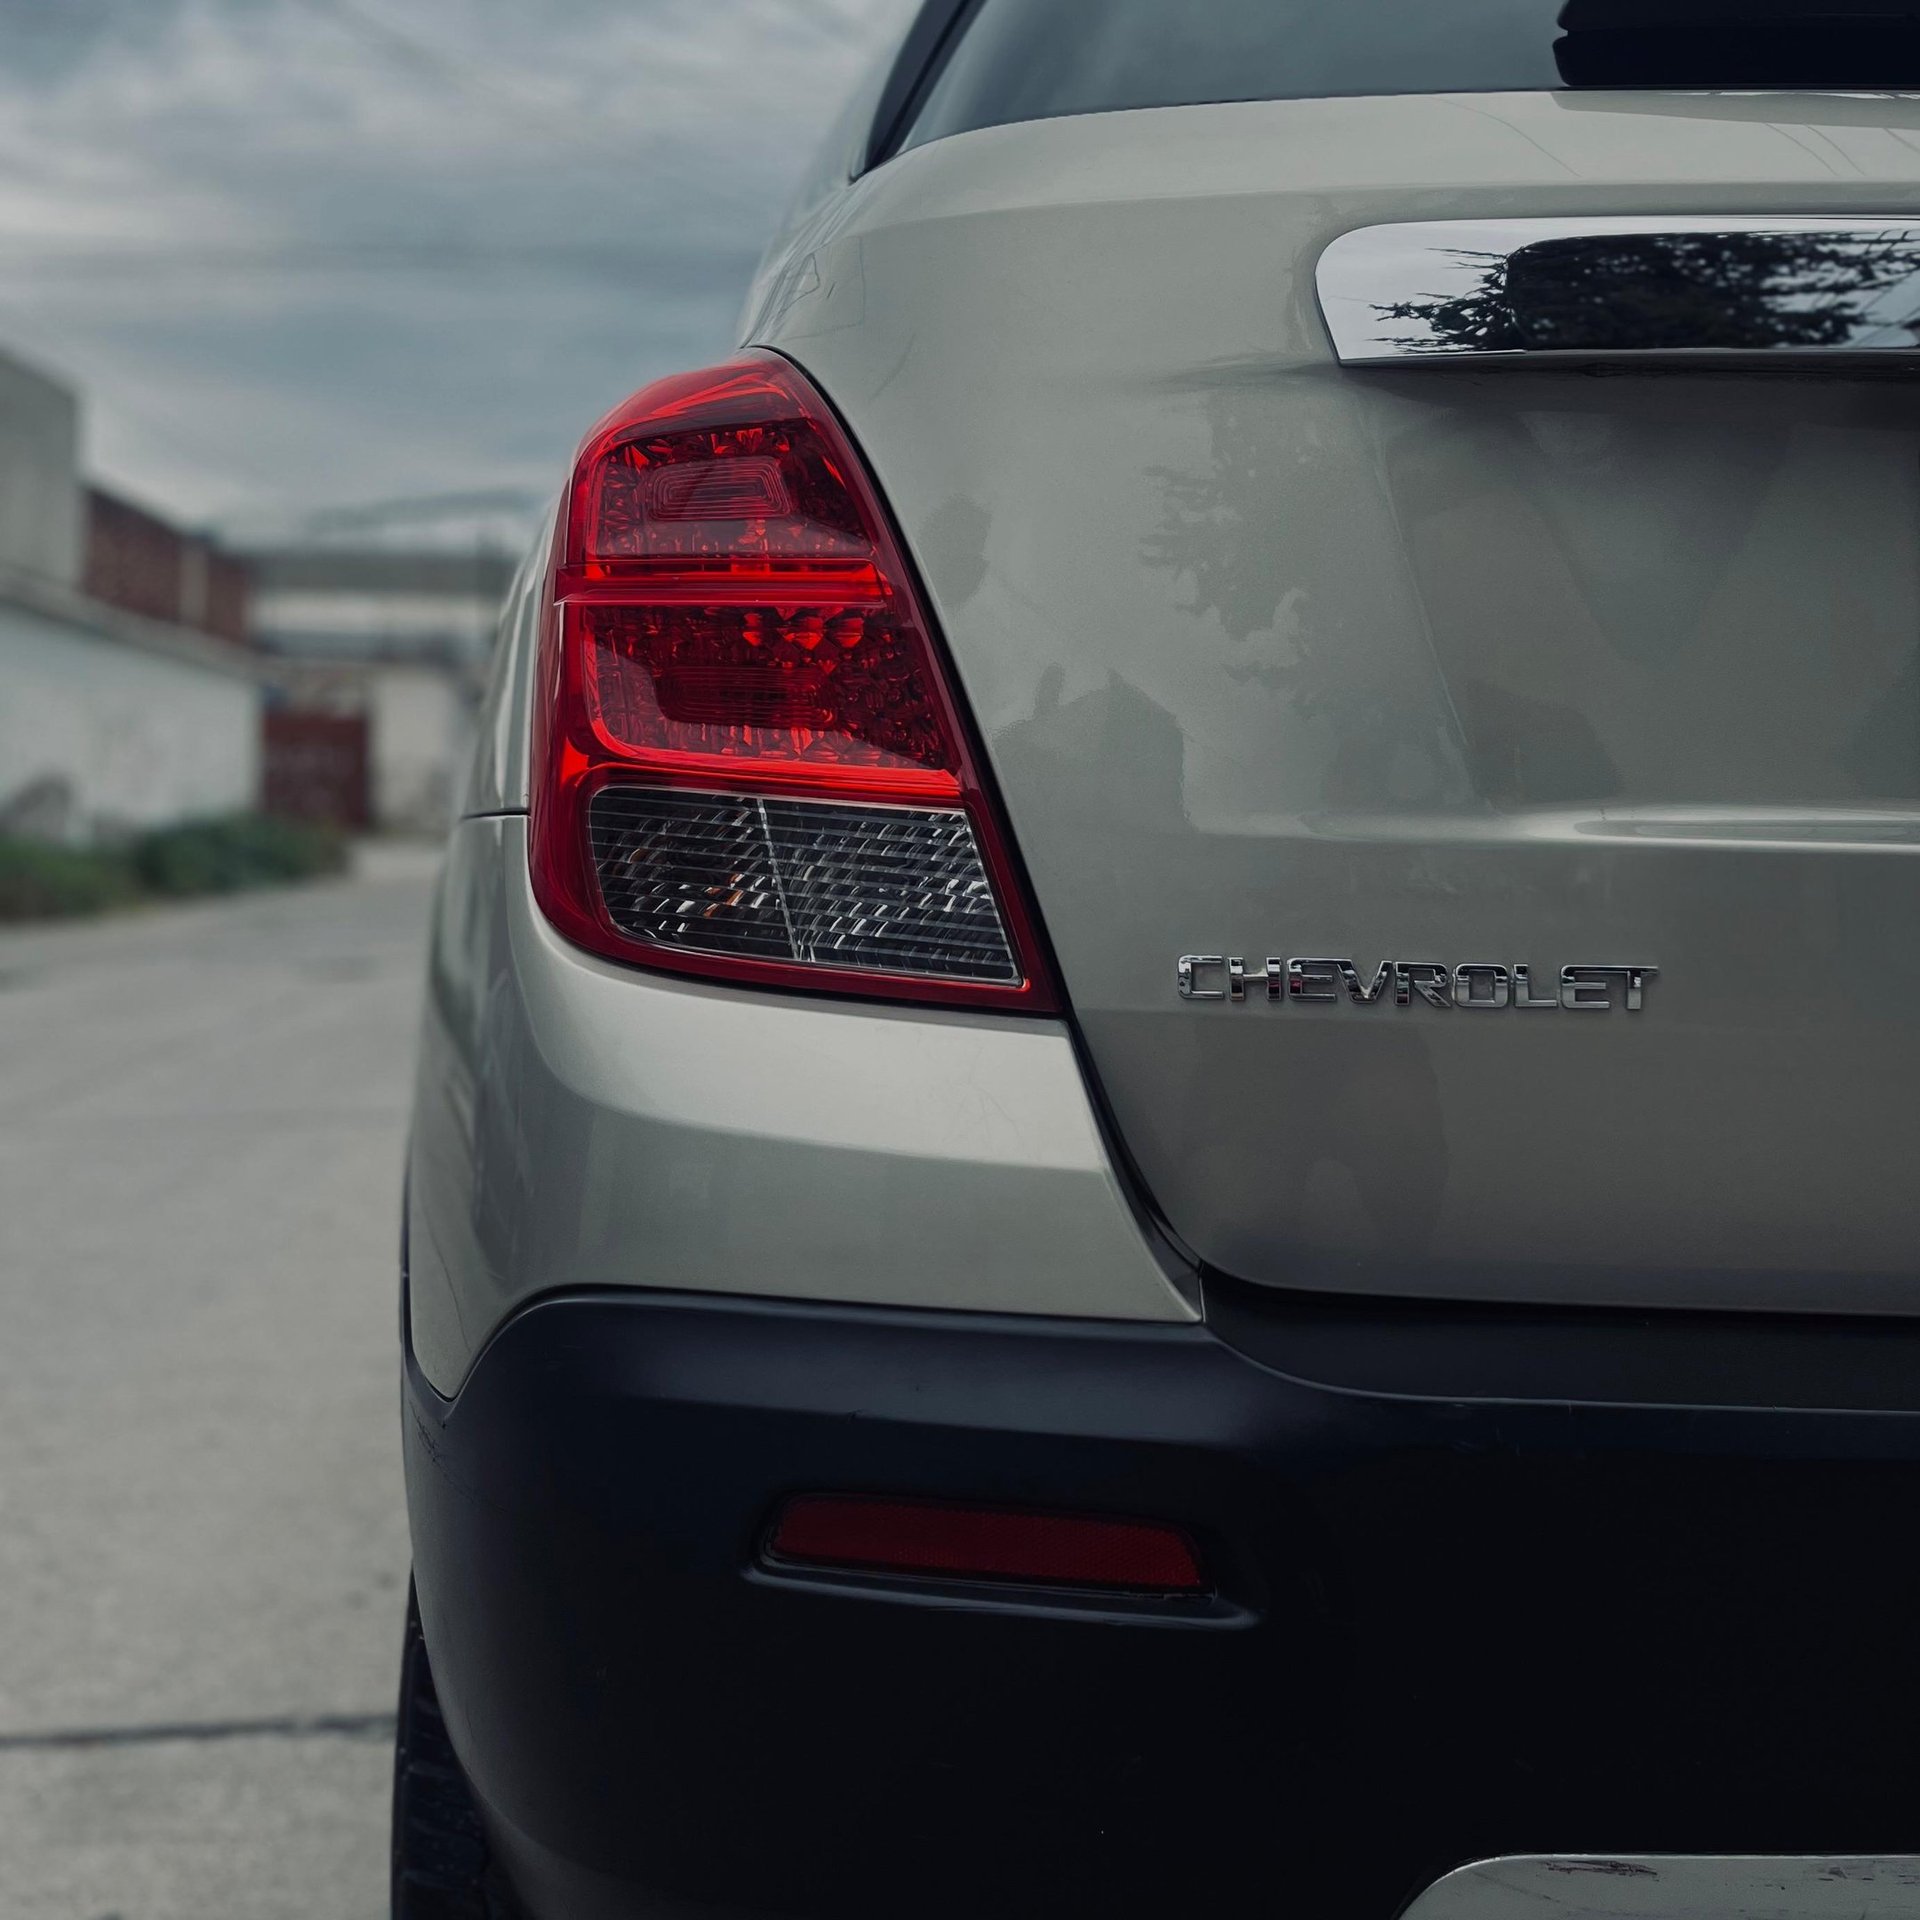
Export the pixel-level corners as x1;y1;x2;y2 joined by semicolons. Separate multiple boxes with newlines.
391;1582;522;1920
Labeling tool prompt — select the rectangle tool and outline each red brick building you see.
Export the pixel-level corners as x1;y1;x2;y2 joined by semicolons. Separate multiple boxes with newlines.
83;487;251;648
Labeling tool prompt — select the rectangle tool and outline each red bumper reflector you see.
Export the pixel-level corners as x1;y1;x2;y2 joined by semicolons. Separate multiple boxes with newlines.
766;1496;1206;1594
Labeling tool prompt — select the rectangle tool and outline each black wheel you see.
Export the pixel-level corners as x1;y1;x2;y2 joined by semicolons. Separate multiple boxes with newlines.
392;1582;522;1919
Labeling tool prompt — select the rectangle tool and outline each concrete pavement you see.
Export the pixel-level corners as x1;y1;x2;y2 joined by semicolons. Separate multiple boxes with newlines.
0;847;437;1918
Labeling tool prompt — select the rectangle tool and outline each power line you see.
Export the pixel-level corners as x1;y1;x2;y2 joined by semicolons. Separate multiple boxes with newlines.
287;0;546;106
0;288;299;503
281;0;796;199
0;240;755;282
301;486;547;532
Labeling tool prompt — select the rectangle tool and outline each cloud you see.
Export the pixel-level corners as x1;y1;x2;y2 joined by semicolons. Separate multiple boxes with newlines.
0;0;914;537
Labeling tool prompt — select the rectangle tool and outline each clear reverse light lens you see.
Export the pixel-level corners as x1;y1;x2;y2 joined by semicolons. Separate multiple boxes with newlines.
588;787;1019;984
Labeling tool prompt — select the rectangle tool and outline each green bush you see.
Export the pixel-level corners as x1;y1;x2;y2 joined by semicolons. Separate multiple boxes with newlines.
0;814;349;921
130;813;349;897
0;837;137;921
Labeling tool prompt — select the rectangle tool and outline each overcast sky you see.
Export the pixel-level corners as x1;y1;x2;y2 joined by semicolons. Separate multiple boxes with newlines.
0;0;911;543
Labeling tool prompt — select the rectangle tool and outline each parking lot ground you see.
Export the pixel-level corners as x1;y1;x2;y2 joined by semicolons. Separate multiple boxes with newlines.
0;846;439;1918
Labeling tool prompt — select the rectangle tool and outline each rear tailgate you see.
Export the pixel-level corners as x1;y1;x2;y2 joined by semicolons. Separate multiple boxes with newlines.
751;89;1920;1312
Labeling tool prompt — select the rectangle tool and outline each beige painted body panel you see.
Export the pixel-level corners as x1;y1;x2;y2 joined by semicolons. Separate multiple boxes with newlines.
749;91;1920;1312
406;816;1194;1394
459;503;548;820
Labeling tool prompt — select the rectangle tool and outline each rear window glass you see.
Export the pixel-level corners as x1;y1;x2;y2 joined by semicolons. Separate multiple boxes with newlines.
901;0;1569;150
898;0;1920;151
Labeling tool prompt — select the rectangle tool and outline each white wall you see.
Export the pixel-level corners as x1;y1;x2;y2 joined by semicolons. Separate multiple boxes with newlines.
369;663;467;833
253;586;502;649
0;604;260;839
0;351;81;588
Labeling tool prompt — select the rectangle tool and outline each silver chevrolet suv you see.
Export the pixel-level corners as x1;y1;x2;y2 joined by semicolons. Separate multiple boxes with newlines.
393;3;1920;1915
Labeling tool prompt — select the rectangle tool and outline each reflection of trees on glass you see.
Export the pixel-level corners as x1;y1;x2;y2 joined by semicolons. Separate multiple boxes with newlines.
1382;230;1920;355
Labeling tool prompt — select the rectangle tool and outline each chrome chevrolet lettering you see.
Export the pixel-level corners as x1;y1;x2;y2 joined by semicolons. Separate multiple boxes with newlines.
1337;959;1393;1005
1177;958;1657;1011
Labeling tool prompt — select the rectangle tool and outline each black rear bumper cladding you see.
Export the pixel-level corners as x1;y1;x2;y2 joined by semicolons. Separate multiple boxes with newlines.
403;1283;1920;1920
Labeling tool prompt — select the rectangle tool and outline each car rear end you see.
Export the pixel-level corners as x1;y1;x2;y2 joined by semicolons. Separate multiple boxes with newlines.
402;4;1920;1914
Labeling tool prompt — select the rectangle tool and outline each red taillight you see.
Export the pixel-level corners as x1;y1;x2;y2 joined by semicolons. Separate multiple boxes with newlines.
530;353;1055;1010
765;1496;1208;1595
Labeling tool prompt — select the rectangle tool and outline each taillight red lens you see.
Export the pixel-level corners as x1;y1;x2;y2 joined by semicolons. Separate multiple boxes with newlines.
766;1496;1208;1595
530;352;1055;1009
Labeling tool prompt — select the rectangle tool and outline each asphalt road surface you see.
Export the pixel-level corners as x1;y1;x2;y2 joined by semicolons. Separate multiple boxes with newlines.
0;846;437;1919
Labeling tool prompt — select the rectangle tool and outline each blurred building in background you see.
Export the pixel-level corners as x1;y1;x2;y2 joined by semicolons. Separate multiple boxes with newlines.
242;520;521;835
0;337;529;846
0;348;265;845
